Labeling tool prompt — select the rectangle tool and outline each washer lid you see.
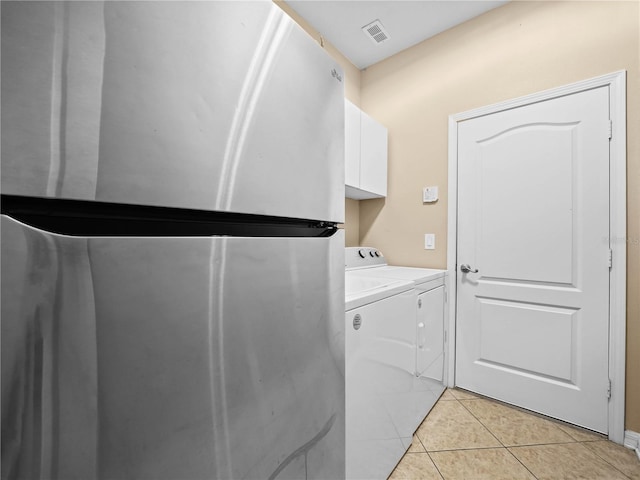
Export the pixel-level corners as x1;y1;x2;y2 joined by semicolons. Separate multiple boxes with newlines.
371;265;446;284
345;272;412;311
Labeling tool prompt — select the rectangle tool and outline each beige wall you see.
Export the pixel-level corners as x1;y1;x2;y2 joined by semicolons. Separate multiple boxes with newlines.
344;198;361;247
359;1;640;431
280;0;640;432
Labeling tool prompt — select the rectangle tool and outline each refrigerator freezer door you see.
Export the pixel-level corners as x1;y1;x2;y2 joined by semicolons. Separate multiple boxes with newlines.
1;1;345;223
1;215;345;480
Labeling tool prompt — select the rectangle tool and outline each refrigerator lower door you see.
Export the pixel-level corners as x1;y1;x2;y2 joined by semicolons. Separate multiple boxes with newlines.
1;215;345;480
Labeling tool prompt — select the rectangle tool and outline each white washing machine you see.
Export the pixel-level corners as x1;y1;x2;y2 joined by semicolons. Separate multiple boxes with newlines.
345;271;416;480
346;247;448;458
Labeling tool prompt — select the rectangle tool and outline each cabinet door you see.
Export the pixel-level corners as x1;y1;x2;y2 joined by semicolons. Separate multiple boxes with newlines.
417;286;445;380
345;100;361;189
359;110;388;197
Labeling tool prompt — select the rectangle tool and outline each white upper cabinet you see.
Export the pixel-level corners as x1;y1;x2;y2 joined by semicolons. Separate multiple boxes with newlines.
345;100;388;199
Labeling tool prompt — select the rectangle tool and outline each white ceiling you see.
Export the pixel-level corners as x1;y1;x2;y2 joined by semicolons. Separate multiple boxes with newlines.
285;0;509;69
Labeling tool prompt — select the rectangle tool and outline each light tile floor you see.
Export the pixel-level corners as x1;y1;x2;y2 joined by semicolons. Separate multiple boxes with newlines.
389;388;640;480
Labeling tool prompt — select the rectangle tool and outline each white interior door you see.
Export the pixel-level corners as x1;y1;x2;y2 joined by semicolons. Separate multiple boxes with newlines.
455;86;611;433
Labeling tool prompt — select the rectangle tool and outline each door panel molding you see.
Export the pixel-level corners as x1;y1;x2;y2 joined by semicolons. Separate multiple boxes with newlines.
447;71;626;443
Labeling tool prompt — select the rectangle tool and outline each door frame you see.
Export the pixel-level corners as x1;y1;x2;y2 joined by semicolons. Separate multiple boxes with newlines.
446;71;627;443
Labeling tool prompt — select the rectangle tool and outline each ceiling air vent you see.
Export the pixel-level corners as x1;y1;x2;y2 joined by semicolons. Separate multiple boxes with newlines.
362;19;389;45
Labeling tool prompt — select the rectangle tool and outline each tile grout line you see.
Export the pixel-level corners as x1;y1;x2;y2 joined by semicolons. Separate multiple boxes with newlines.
413;395;460;480
425;451;446;480
504;446;541;480
421;395;447;479
454;390;609;444
424;437;623;454
454;394;543;480
456;395;632;480
507;441;636;480
455;394;508;449
577;442;635;480
409;391;635;480
453;389;608;440
455;394;591;448
425;395;510;480
389;392;447;479
455;392;633;478
452;394;627;456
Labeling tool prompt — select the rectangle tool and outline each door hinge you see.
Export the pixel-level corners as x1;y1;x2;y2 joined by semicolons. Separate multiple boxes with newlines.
607;379;612;399
608;249;613;269
608;119;613;139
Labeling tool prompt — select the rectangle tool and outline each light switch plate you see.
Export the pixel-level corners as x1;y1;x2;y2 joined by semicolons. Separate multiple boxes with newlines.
424;234;435;250
423;186;438;203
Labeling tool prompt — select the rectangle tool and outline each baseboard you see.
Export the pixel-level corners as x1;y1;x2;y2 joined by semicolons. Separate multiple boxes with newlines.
623;430;640;461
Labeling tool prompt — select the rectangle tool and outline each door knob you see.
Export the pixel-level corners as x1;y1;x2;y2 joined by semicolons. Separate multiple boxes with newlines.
460;264;479;273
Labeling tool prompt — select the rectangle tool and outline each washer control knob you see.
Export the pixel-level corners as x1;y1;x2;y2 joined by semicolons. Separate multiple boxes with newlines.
374;251;381;257
358;249;366;258
369;251;375;257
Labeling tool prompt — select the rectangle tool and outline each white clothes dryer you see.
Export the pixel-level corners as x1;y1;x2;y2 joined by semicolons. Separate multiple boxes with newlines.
346;247;447;382
346;247;448;441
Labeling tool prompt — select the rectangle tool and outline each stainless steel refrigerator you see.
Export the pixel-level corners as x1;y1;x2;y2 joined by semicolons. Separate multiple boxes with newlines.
1;2;345;479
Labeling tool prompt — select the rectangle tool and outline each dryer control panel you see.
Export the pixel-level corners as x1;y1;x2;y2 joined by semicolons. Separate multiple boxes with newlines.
345;247;386;269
